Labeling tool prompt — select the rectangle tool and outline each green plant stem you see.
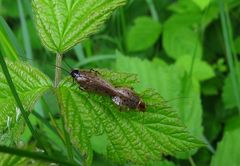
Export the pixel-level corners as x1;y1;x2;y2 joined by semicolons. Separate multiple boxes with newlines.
219;0;240;113
17;0;33;63
145;0;159;21
54;53;74;161
188;157;196;166
62;118;74;161
54;53;62;87
0;145;76;166
33;111;76;163
0;54;45;151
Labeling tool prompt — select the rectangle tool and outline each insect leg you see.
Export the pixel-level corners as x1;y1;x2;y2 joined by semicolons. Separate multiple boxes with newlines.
79;86;86;91
90;68;101;76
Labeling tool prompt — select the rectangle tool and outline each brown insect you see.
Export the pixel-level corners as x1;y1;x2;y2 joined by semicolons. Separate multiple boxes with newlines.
112;87;146;112
70;69;146;112
70;69;116;96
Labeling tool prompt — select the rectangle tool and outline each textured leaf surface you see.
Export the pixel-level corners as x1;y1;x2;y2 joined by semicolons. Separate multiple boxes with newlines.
58;69;204;164
0;60;51;141
126;16;161;52
115;54;204;156
0;152;50;166
32;0;126;53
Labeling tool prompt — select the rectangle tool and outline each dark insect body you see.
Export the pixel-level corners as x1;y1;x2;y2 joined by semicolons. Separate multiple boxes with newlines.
112;87;146;112
70;69;117;96
70;69;147;112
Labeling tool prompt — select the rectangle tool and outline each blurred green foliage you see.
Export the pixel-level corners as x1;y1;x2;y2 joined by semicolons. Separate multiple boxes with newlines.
0;0;240;165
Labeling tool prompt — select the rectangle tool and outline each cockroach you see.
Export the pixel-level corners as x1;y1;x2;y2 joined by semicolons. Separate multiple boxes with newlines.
70;70;146;111
112;87;146;112
70;69;117;97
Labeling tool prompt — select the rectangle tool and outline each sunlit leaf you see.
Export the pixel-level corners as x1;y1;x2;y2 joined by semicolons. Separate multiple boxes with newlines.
192;0;210;10
32;0;126;53
163;14;202;60
0;60;52;142
126;16;161;52
175;55;215;81
57;69;204;165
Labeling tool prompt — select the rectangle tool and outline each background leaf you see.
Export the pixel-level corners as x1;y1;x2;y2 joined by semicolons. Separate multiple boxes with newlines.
57;69;204;165
192;0;210;10
162;14;202;60
126;16;162;52
175;55;215;81
0;60;52;142
222;63;240;109
210;117;240;166
32;0;126;53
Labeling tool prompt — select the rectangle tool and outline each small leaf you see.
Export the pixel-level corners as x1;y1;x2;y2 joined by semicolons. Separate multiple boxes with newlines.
32;0;126;53
126;16;161;52
58;69;204;165
168;0;201;13
0;60;52;141
192;0;210;10
163;14;202;59
175;55;215;81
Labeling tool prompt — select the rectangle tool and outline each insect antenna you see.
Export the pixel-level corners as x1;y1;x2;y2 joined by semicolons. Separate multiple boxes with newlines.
18;55;70;75
62;58;73;71
49;64;70;75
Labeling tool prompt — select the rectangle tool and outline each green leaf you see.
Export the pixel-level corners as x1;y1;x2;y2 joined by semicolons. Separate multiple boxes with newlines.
222;64;240;109
126;16;161;52
175;55;215;81
90;133;108;155
163;14;202;60
58;69;204;165
234;36;240;54
0;118;25;146
168;0;202;13
115;54;204;155
0;152;50;166
32;0;126;53
0;0;19;18
210;118;240;166
192;0;210;10
0;60;52;140
0;17;23;61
